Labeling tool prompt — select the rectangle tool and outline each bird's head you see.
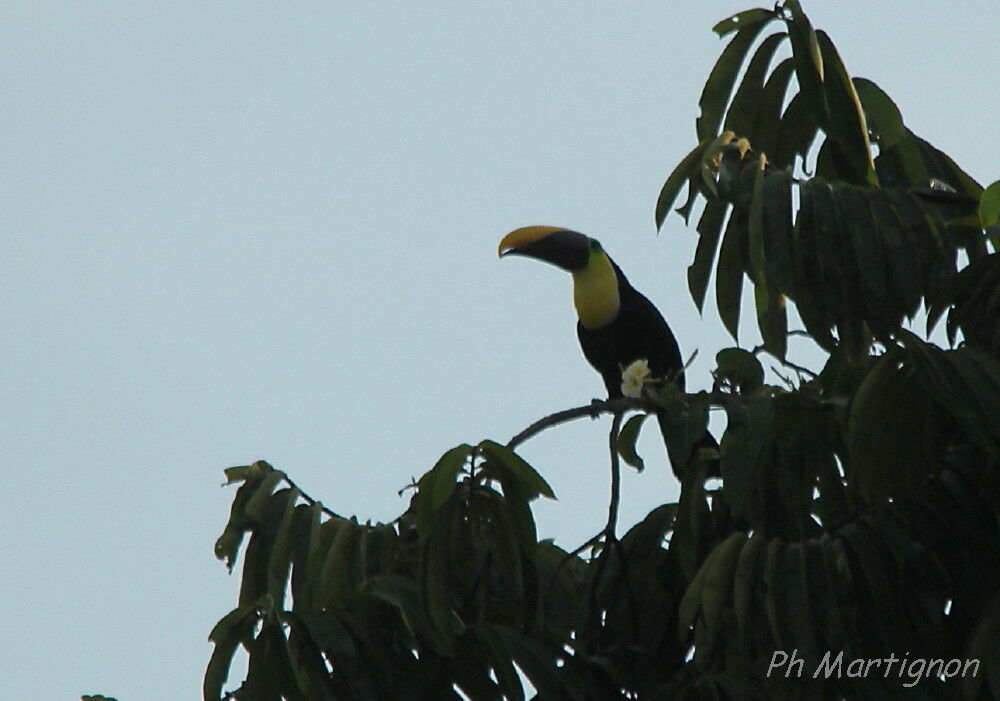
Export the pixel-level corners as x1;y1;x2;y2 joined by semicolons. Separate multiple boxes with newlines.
497;226;602;272
498;225;621;329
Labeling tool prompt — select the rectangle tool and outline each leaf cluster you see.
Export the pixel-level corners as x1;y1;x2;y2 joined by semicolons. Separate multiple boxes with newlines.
206;3;1000;699
656;1;994;361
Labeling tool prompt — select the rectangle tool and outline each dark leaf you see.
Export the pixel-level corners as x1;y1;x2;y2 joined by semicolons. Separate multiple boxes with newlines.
617;413;648;472
760;167;794;296
852;77;907;148
265;488;302;605
478;440;556;500
657;139;712;230
243;470;286;523
716;209;748;341
773;92;819;169
711;8;775;37
733;531;766;639
687;200;729;312
475;626;526;701
782;0;827;129
748;154;788;358
417;444;473;538
750;58;796;158
723;33;788;139
697;18;774;141
981;180;1000;227
815;30;877;186
792;183;837;350
204;605;258;701
720;395;773;526
714;347;764;394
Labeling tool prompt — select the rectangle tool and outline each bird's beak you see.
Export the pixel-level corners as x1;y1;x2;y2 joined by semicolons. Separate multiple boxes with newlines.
497;226;590;272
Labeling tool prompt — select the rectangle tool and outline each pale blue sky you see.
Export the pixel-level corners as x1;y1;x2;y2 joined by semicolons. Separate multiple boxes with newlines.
2;2;997;698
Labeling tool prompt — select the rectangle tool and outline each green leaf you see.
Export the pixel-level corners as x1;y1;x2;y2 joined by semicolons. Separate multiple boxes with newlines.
671;439;718;581
815;31;877;187
748;154;768;286
751;58;796;157
657;390;711;473
754;284;788;360
865;189;921;320
838;523;893;650
679;532;745;635
700;532;747;635
617;413;648;472
214;525;244;571
290;502;324;610
492;625;585;699
808;181;845;344
423;444;472;509
720;394;773;525
748;156;789;359
761;167;795;294
782;0;827;129
723;33;788;139
687;200;729;312
713;347;764;393
792;183;836;350
475;626;525;701
420;511;459;656
320;519;365;606
852;77;906;148
697;18;774;141
657;139;712;229
364;574;445;652
284;612;344;701
733;532;766;638
244;470;286;523
762;538;788;648
697;130;740;201
711;8;774;37
204;605;258;701
478;440;556;500
981;180;1000;227
773;92;820;169
243;618;296;701
716;209;747;341
837;185;890;339
265;489;302;604
223;464;260;484
416;444;472;538
898;330;997;453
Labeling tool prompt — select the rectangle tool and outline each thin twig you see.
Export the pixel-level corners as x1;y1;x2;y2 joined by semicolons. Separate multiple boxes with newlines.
587;412;628;627
777;358;817;379
282;472;344;520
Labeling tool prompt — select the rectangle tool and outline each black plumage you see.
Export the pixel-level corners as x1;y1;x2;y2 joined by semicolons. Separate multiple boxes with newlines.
577;258;685;397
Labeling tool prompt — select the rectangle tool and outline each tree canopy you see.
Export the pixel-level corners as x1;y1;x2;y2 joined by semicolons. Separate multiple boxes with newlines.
205;3;1000;699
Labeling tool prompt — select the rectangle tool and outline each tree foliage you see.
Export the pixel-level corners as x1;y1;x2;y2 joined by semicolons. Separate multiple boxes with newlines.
206;4;1000;699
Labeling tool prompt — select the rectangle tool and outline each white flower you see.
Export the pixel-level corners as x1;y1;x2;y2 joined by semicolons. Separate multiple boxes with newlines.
620;359;651;398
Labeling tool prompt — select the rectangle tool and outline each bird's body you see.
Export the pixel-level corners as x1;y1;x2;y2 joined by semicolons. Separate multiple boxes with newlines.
498;226;695;477
576;258;684;397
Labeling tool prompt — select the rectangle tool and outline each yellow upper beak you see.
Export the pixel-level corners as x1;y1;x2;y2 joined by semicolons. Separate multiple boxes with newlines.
498;226;567;257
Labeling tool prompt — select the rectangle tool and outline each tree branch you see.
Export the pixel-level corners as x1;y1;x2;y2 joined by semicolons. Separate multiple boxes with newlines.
506;393;736;450
507;397;669;449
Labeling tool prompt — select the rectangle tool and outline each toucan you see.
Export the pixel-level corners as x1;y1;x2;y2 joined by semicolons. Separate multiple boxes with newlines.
498;225;691;477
